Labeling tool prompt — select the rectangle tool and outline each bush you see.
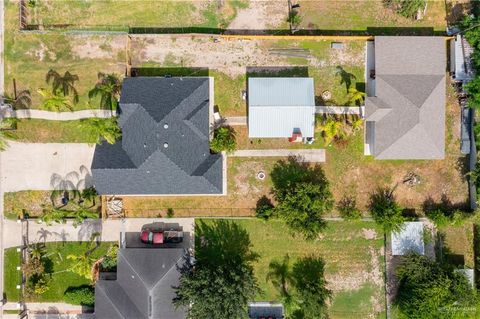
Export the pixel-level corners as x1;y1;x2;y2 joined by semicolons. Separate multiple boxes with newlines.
385;0;426;19
337;195;362;220
425;209;450;228
64;286;95;307
210;126;236;153
255;196;274;220
167;208;174;218
101;244;118;271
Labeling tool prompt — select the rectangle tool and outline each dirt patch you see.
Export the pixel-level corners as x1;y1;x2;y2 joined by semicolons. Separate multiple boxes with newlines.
327;245;383;292
362;228;377;240
228;0;288;30
73;35;127;60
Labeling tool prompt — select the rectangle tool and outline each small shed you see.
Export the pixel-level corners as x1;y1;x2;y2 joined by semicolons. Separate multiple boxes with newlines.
248;302;284;319
391;222;425;256
248;78;315;138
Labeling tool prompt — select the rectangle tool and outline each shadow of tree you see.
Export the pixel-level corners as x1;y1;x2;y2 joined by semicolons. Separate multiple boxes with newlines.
335;66;356;92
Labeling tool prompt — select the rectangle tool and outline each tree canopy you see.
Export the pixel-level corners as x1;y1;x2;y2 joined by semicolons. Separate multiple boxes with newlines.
174;220;259;319
369;187;405;233
271;157;333;240
395;253;477;319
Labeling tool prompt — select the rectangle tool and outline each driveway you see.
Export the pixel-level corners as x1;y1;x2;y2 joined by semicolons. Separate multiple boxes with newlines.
0;142;95;192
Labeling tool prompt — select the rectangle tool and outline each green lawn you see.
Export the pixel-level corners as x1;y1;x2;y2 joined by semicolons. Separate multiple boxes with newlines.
298;0;447;32
4;0;126;110
24;0;247;30
4;242;114;302
7;118;107;143
3;248;21;302
197;218;386;319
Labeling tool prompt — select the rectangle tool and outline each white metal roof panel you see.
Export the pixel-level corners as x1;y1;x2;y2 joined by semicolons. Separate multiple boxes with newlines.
248;77;315;107
391;222;425;256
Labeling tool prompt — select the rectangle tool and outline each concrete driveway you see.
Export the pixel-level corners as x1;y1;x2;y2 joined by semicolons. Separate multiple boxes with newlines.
0;142;95;192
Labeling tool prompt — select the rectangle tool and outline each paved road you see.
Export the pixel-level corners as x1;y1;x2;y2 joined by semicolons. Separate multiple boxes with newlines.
1;142;95;192
1;109;114;121
231;149;326;162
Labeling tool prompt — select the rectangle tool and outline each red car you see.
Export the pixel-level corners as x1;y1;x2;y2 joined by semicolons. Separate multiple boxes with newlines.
140;224;183;245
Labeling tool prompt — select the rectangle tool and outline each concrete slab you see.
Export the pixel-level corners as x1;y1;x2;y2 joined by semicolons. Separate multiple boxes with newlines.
231;149;325;162
0;142;95;192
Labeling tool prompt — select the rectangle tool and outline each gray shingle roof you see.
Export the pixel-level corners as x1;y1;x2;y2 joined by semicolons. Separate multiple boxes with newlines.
91;77;223;195
95;248;186;319
366;36;446;160
248;78;315;138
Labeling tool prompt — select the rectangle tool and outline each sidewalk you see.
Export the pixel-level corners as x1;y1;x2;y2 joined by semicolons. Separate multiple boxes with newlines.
231;149;326;162
224;116;247;126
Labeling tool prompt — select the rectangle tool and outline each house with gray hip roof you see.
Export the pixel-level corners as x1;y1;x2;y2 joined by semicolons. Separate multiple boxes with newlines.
365;36;446;160
248;77;315;139
91;77;224;195
95;247;186;319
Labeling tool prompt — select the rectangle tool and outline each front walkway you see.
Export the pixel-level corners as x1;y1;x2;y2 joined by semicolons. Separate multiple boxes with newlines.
0;142;95;192
315;106;364;115
231;149;326;162
224;116;247;126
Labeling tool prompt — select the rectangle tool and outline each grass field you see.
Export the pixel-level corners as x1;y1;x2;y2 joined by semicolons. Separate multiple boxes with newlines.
3;242;114;302
298;0;447;32
24;0;247;30
5;1;126;110
3;248;21;302
438;222;475;268
197;218;386;319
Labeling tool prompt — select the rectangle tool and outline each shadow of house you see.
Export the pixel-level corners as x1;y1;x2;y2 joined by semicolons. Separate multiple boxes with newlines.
130;67;209;78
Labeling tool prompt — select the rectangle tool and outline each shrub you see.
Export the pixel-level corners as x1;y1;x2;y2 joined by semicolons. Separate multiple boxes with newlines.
369;188;405;233
255;196;275;220
167;208;175;218
210;126;236;153
64;286;95;307
425;209;450;228
385;0;426;19
101;244;118;271
337;195;362;220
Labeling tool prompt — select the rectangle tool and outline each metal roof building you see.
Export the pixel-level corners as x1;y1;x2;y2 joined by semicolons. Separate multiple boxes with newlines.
391;221;425;256
248;78;315;138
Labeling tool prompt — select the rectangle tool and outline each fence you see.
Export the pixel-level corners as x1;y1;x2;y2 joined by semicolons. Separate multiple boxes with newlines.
468;107;477;210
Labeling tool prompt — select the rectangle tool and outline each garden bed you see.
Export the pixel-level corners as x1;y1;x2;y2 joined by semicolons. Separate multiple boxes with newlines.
197;218;386;319
3;242;115;303
4;190;100;220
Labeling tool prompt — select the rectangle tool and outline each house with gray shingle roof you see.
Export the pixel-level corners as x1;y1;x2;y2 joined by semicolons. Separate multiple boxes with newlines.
91;77;224;195
365;36;446;160
95;247;186;319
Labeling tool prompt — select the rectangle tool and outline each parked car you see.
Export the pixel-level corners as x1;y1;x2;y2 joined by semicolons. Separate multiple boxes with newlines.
140;223;183;244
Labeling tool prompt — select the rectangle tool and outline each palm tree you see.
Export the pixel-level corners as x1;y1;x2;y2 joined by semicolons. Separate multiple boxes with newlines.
81;187;98;207
348;87;365;106
316;116;347;145
89;72;121;111
81;118;121;145
39;207;67;226
335;66;356;91
4;90;32;110
37;88;73;112
50;171;81;205
266;254;293;299
0;120;15;151
67;253;96;280
29;242;45;260
46;69;79;103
